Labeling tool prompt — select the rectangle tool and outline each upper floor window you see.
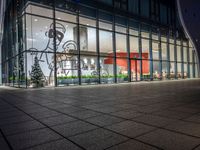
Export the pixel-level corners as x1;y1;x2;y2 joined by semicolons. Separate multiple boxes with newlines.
140;0;150;18
114;0;127;10
128;0;139;14
98;0;113;6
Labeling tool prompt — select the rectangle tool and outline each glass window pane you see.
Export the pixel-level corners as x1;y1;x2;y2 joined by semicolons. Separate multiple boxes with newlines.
116;58;128;83
128;0;139;14
100;57;114;83
116;33;127;57
177;63;182;78
99;30;113;56
57;56;78;86
170;62;175;79
189;48;193;62
169;44;175;61
80;17;96;27
130;36;139;53
142;39;150;59
78;26;97;53
56;11;77;23
162;43;167;60
177;46;181;62
152;41;159;60
26;4;53;18
27;52;54;87
81;56;99;84
140;0;150;17
183;47;187;62
99;21;113;30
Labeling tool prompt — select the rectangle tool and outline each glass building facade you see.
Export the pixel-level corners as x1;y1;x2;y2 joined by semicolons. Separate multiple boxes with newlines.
1;0;199;88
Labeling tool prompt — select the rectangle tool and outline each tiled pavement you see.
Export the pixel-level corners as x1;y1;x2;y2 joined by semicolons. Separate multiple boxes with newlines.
0;79;200;150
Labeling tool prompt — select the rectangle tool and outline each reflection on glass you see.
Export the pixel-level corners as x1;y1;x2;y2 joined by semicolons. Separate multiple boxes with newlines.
99;30;113;56
152;41;159;60
177;63;182;79
116;58;128;83
169;44;175;61
116;33;127;57
100;57;114;83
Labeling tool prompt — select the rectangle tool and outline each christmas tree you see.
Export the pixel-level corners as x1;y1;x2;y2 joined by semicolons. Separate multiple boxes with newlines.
30;56;44;87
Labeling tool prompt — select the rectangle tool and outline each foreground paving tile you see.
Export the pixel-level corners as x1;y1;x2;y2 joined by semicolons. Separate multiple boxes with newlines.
29;110;61;119
106;139;159;150
183;114;200;124
164;120;200;137
0;137;10;150
153;110;193;119
111;110;143;119
105;120;156;138
86;114;124;127
69;128;128;150
52;120;98;137
136;129;200;150
26;139;82;150
132;114;176;127
69;110;102;119
39;114;77;126
1;120;45;136
0;114;33;127
194;145;200;150
7;128;62;150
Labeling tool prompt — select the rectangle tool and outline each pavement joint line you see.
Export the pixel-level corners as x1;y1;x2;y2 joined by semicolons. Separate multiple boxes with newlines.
0;129;13;150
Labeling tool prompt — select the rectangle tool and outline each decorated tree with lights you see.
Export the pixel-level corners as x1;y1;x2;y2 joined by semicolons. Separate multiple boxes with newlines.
30;56;44;87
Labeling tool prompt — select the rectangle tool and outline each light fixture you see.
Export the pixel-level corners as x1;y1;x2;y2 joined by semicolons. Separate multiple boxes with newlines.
34;19;38;22
57;17;61;20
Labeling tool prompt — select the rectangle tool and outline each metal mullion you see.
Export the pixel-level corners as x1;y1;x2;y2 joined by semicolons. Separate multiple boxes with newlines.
138;23;143;81
24;15;28;88
113;15;117;83
167;30;170;79
127;19;131;82
187;40;190;78
174;31;177;79
96;10;101;84
158;28;162;80
149;27;153;81
77;9;81;85
181;39;184;79
53;1;57;87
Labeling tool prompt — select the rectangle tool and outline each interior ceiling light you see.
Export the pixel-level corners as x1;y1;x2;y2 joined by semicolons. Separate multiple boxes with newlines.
34;19;38;22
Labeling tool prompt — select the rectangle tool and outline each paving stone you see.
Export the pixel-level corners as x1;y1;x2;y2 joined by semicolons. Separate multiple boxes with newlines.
107;139;159;150
26;139;82;150
69;110;102;119
39;114;77;126
86;114;124;127
0;137;10;150
52;120;98;137
29;110;61;119
111;110;143;119
137;129;200;150
105;120;156;138
132;114;176;127
164;120;200;137
153;110;193;119
7;128;62;150
69;128;128;150
1;120;45;136
183;114;200;124
0;115;33;127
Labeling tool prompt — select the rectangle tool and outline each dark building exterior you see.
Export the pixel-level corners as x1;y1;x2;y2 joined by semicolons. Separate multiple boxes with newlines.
0;0;199;88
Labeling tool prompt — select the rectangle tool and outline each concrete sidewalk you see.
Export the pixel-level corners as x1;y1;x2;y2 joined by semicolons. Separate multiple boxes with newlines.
0;79;200;150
